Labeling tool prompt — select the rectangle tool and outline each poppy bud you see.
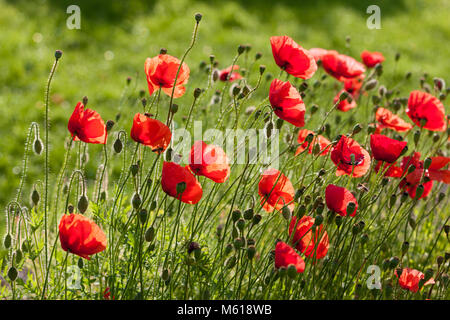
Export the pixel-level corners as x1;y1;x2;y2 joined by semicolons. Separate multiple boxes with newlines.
252;214;262;225
8;266;18;281
381;177;389;186
130;164;139;177
231;209;242;222
282;206;291;220
389;194;397;208
247;245;256;260
423;157;432;170
314;214;324;226
159;47;168;55
176;182;186;195
436;255;444;266
3;233;12;249
232;226;239;238
170;103;179;114
77;195;89;214
407;164;416;175
194;12;202;22
243;208;254;220
371;95;381;105
188;241;200;255
287;264;298;280
433;78;445;91
138;209;147;224
212;69;220;82
294;187;305;202
33;138;43;155
145;226;155;242
352;124;362;135
68;204;74;214
401;241;409;255
255;52;262;60
162;269;170;281
131;192;142;210
389;256;400;269
275;118;284;130
236;218;245;231
54;49;63;60
224;243;233;256
364;79;378;91
226;256;237;269
265;121;274;138
109;136;120;154
15;249;23;264
424;268;434;282
237;45;245;55
394;52;401;61
309;104;318;115
346;202;356;216
234;237;244;250
414;184;424;200
259;64;266;75
338;90;350;102
404;72;412;80
296;204;306;219
106;120;115;132
439;93;446;101
335;215;342;227
381;259;390;270
352;223;361;235
31;188;40;207
359;233;368;245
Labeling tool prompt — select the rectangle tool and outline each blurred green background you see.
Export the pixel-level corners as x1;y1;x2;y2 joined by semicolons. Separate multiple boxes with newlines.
0;0;449;232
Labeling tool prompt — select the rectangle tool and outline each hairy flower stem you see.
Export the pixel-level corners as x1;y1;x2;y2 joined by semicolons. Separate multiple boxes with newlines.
43;54;61;270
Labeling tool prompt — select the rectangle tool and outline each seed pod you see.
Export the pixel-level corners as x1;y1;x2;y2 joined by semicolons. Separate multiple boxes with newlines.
131;193;142;210
77;195;89;214
233;238;244;249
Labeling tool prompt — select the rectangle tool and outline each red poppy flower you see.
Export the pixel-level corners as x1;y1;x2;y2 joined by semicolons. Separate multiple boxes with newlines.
360;50;385;68
269;78;306;127
68;102;107;144
59;213;107;260
428;156;450;184
219;65;242;82
295;129;331;156
374;161;403;178
130;113;171;153
343;74;365;95
333;90;357;112
395;268;435;293
308;48;338;63
145;54;190;98
270;36;317;79
370;134;407;163
325;184;358;217
161;162;203;204
397;152;433;199
321;51;366;81
375;107;413;132
274;241;305;273
289;216;329;259
258;168;295;213
189;140;230;183
400;179;433;200
331;135;371;177
406;91;447;131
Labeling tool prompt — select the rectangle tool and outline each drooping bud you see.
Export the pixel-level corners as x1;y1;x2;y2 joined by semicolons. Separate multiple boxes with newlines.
31;188;40;206
138;209;148;224
106;120;115;132
77;195;89;214
252;214;262;225
243;208;254;220
247;245;256;260
131;192;142;210
364;79;378;91
8;266;18;281
113;137;123;153
145;226;156;242
236;218;246;231
33;138;43;155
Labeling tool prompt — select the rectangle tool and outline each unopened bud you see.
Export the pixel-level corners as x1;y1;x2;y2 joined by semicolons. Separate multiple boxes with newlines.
364;79;378;91
33;138;43;155
194;12;202;22
131;193;142;210
77;195;89;213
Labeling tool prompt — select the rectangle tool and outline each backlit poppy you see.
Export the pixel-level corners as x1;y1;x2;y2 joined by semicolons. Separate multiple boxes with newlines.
270;36;317;79
289;216;329;259
370;134;407;163
161;162;203;204
333;90;357;112
189;140;230;183
269;78;306;127
68;102;107;144
360;50;385;68
258;168;295;213
398;152;433;199
325;184;358;217
295;129;331;156
428;156;450;184
406;91;447;131
59;213;107;260
308;48;337;63
274;241;305;273
219;65;242;82
374;161;403;178
395;268;435;293
330;135;371;177
321;51;366;81
375;107;413;132
343;74;365;96
145;54;190;98
130;113;172;153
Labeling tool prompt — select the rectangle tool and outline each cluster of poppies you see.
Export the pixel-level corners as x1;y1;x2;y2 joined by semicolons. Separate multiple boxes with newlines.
58;33;447;298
